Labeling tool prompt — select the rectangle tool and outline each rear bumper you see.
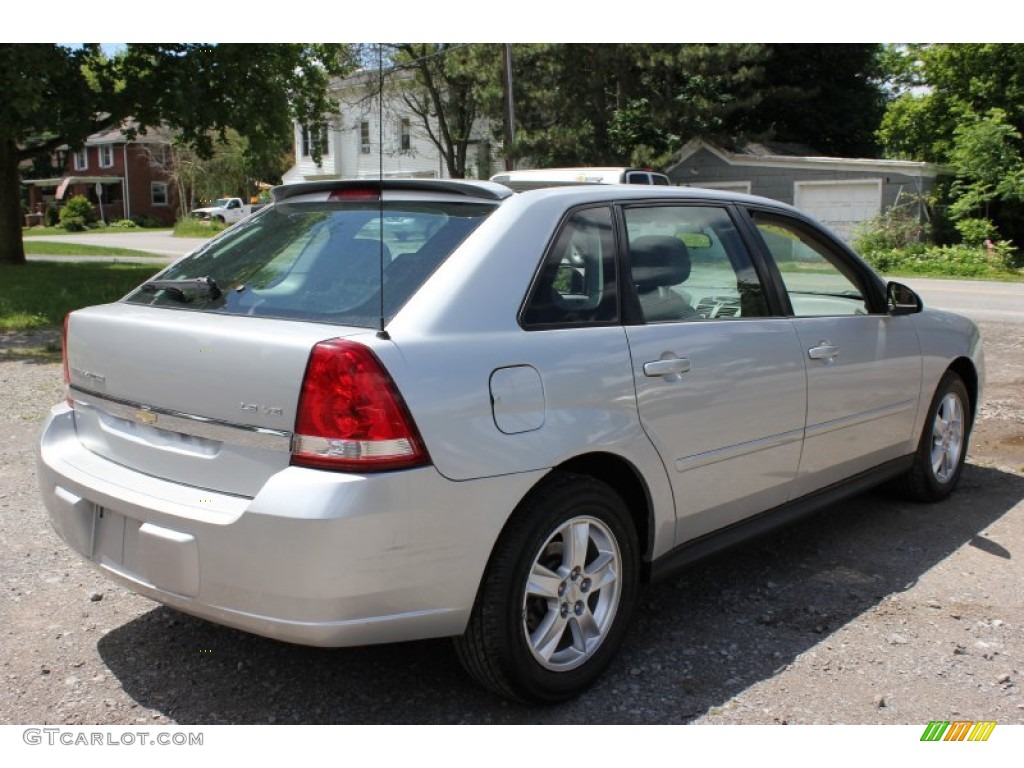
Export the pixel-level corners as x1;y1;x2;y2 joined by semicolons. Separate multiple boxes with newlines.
38;404;542;647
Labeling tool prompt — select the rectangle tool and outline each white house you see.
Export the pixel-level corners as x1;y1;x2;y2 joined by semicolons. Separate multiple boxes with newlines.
283;69;500;184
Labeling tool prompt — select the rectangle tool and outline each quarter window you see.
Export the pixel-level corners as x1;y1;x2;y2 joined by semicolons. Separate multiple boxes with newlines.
751;213;870;317
624;205;769;322
521;207;618;327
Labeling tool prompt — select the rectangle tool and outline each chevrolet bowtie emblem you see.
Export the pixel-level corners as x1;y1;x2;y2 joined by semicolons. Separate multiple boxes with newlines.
134;410;158;425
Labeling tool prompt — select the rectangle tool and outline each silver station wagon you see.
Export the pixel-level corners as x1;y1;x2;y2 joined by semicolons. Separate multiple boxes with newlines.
38;179;984;702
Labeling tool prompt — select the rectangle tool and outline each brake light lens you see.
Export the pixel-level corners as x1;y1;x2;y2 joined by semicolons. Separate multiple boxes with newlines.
62;314;72;405
327;188;380;202
292;339;428;472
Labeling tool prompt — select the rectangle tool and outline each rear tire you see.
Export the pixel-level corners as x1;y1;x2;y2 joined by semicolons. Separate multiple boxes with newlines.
454;472;639;703
894;371;971;502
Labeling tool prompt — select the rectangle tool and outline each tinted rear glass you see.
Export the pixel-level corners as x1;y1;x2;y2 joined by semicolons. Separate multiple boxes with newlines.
124;199;495;326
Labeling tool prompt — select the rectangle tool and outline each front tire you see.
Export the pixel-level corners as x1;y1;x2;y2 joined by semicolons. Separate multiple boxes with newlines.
455;472;639;702
895;371;971;502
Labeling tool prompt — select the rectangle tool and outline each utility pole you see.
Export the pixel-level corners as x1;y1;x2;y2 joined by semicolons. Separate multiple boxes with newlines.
501;44;516;171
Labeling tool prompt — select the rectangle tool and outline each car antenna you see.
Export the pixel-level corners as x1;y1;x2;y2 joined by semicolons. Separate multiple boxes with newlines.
376;42;390;341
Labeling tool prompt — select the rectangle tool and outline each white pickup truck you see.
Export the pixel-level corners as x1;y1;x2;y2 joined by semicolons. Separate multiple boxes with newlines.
191;197;262;224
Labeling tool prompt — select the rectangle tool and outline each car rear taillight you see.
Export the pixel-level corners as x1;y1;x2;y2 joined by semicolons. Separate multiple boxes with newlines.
292;339;429;472
62;314;72;406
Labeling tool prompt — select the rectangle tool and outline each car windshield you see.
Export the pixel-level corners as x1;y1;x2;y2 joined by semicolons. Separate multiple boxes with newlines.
125;198;496;326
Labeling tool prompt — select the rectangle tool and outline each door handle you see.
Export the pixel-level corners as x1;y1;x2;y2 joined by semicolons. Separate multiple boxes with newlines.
808;343;839;361
643;357;691;378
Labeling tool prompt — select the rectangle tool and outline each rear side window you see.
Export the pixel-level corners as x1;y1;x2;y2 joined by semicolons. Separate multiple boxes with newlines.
624;205;770;321
521;206;618;327
124;199;495;326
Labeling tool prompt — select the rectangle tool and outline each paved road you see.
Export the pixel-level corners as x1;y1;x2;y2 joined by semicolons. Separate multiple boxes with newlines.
901;277;1024;324
26;230;207;259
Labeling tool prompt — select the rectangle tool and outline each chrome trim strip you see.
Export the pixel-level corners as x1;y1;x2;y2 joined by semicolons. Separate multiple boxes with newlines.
804;399;916;440
70;387;293;453
674;428;804;473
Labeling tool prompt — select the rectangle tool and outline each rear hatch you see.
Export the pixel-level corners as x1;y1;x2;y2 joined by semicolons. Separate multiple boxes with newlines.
67;308;368;498
66;181;503;497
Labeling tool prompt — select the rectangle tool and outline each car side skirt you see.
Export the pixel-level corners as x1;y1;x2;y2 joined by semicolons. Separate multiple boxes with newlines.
646;455;914;583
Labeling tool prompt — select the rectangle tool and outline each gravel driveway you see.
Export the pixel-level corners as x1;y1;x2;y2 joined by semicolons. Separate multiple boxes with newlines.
1;322;1021;726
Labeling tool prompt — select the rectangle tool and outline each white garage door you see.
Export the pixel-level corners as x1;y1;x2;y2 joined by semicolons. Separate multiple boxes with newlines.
794;180;882;243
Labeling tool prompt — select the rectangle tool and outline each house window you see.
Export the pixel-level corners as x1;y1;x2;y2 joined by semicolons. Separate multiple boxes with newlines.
98;145;114;168
151;182;169;206
301;125;329;158
400;118;411;151
72;149;88;171
152;144;172;168
360;121;371;154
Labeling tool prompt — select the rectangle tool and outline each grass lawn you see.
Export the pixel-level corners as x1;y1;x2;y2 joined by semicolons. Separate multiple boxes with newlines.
22;226;173;237
0;262;164;331
23;241;165;259
172;219;226;237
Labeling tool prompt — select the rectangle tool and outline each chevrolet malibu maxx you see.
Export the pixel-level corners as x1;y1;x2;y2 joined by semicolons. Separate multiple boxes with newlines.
38;179;983;702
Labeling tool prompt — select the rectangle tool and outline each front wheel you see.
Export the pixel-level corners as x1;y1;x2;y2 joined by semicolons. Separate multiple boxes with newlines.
454;472;639;702
894;371;971;502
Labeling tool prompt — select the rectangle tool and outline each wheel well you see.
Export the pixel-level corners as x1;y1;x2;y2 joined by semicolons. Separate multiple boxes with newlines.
556;453;653;567
948;357;979;426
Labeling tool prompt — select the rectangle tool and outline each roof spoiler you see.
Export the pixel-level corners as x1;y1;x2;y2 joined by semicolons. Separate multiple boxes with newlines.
272;178;514;203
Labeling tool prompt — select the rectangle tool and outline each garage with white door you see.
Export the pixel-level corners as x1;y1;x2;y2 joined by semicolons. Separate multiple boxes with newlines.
666;140;948;245
794;180;882;242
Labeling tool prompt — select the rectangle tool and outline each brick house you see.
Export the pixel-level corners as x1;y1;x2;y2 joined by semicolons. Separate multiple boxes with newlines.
24;123;178;225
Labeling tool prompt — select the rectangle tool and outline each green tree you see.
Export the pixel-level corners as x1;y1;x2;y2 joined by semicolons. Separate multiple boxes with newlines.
499;44;883;169
948;108;1024;221
1;43;355;266
879;44;1024;161
748;44;886;157
389;44;497;179
878;44;1024;240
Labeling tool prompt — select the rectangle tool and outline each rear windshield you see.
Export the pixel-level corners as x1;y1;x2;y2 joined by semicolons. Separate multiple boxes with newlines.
124;199;496;326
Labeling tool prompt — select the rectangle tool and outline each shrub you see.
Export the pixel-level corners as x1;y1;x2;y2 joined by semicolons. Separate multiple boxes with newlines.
110;219;139;229
862;242;1021;278
58;195;96;231
954;217;999;245
130;215;165;228
43;203;60;228
853;203;928;254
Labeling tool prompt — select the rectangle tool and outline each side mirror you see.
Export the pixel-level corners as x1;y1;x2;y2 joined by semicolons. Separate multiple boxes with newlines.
887;281;923;315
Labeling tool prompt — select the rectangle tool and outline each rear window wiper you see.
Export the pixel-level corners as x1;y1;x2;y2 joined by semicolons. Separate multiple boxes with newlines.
140;277;223;301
